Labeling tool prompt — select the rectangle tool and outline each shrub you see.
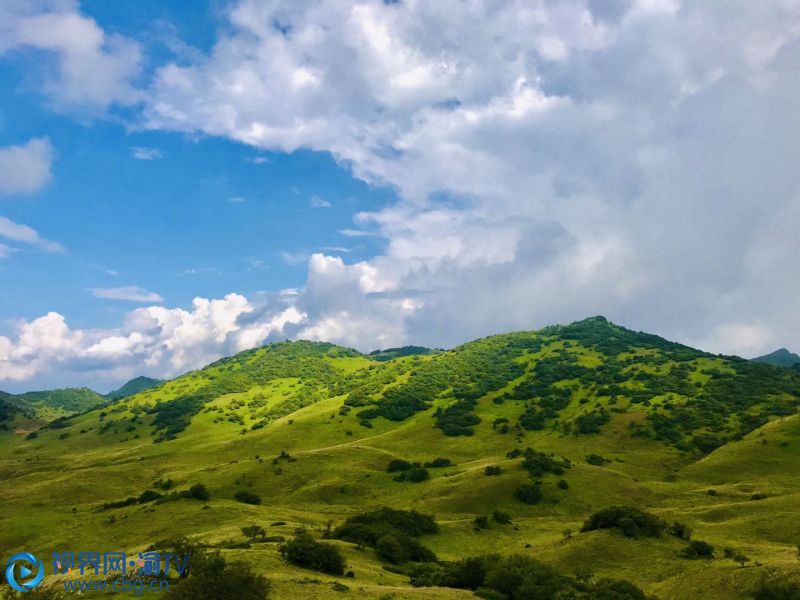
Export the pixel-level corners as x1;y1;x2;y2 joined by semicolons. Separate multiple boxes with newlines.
375;533;436;563
484;465;502;476
189;484;210;501
409;554;652;599
138;490;164;503
492;510;512;524
514;484;542;505
423;457;453;468
752;575;800;599
386;459;416;472
681;540;715;559
280;530;345;575
235;491;262;505
473;516;489;530
668;521;692;540
557;479;569;490
586;454;609;466
581;506;666;538
393;467;430;483
242;525;267;541
333;507;438;563
164;548;270;599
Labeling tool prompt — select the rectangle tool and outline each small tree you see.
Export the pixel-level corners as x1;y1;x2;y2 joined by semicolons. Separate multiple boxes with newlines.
242;525;267;541
188;484;210;501
562;528;573;542
514;483;542;505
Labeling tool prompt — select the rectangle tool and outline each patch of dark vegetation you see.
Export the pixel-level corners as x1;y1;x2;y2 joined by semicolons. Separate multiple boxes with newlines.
234;491;262;505
514;483;543;505
422;457;452;468
156;536;271;599
753;575;800;600
333;507;438;563
586;453;611;466
393;467;430;483
409;553;655;599
492;510;512;524
575;409;611;434
279;529;346;575
681;540;715;559
581;506;666;538
101;483;209;510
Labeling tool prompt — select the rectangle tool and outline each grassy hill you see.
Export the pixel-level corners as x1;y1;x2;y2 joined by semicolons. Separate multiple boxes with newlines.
10;387;107;421
2;317;800;599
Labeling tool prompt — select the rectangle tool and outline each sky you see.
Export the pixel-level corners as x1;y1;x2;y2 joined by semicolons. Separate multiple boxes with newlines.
0;0;799;393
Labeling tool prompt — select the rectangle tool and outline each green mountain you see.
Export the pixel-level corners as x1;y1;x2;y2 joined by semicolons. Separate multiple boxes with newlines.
105;376;162;401
3;317;800;599
753;347;800;369
12;386;107;420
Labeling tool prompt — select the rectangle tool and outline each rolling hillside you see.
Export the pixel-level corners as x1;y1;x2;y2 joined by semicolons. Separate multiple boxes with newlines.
2;317;800;599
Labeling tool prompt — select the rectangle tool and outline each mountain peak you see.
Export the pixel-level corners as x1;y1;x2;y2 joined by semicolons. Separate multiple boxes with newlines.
752;348;800;369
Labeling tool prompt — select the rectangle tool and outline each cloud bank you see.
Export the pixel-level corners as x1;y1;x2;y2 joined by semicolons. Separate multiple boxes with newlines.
2;0;800;388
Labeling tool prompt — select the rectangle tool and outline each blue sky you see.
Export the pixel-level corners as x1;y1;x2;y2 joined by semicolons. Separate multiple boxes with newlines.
1;1;799;391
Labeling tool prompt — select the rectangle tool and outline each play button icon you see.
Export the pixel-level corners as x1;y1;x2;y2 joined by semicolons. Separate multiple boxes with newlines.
5;552;45;592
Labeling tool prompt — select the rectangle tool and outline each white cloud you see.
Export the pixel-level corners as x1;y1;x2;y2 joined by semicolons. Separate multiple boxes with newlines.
0;242;13;259
310;194;331;208
5;0;800;387
89;286;164;303
131;147;163;160
0;1;142;112
0;215;63;253
0;137;53;195
136;0;800;359
228;196;246;203
0;294;304;385
245;156;270;164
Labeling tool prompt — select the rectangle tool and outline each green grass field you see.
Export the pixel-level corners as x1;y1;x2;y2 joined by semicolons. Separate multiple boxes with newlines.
2;318;800;599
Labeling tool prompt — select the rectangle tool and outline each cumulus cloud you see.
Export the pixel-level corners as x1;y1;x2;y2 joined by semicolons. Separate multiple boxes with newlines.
89;286;164;303
0;295;305;387
138;0;800;357
4;0;800;388
0;138;53;195
0;215;63;253
0;0;142;112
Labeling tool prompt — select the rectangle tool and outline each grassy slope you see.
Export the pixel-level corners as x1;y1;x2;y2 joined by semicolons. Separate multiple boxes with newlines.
2;319;800;599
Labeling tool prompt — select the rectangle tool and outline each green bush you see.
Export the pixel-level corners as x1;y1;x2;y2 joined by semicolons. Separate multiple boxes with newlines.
581;506;666;538
681;540;715;559
393;467;430;483
279;530;345;575
234;491;261;505
409;553;652;599
514;484;542;505
189;484;210;501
